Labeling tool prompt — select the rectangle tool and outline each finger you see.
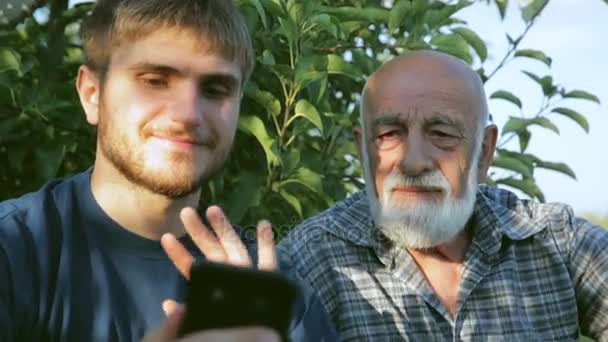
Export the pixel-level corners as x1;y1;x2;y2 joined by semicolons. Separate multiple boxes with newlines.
162;299;184;317
180;207;228;263
205;206;251;267
181;327;280;342
142;303;185;342
256;220;278;271
161;233;194;279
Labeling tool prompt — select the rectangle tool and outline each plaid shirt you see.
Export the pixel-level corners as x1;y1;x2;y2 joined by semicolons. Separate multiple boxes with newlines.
278;186;608;341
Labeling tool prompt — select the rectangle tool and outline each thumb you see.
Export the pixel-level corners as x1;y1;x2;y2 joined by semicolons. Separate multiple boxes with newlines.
142;304;185;342
162;299;185;317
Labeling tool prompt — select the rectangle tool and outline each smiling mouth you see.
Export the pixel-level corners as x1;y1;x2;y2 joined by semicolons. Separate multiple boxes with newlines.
151;135;205;146
391;186;444;196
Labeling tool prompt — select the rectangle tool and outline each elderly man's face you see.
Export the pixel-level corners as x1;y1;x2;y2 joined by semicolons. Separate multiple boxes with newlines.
358;54;493;248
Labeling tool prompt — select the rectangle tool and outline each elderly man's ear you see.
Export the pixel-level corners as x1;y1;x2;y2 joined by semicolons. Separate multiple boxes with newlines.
477;124;498;183
353;127;363;160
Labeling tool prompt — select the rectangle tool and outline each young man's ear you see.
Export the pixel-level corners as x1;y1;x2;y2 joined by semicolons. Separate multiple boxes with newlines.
477;124;498;183
76;65;101;126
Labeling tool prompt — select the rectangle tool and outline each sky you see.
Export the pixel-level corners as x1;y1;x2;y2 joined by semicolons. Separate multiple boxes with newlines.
458;0;608;216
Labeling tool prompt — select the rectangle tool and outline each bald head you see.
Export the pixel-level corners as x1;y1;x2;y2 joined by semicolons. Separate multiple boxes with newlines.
361;50;489;134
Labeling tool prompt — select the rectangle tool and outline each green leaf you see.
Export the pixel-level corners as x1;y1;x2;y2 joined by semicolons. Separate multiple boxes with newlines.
326;54;362;80
306;74;329;106
551;107;590;133
284;167;324;195
295;99;323;133
535;160;576;180
496;148;534;166
430;34;473;64
34;144;66;180
225;172;262;223
495;0;508;19
282;149;301;177
319;6;390;22
261;0;285;18
522;71;555;96
515;49;552;66
490;90;522;109
287;2;304;24
244;82;281;117
502;116;559;135
279;189;303;217
522;0;549;23
260;50;276;65
238;115;279;166
562;90;601;104
388;0;412;33
452;27;487;61
0;48;21;75
310;14;338;38
425;0;473;29
295;55;328;89
7;146;28;173
496;177;545;201
492;154;533;178
243;0;268;29
518;129;531;152
522;70;542;84
531;117;559;134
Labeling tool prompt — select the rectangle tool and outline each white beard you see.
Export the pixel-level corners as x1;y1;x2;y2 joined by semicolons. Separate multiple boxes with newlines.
362;142;480;249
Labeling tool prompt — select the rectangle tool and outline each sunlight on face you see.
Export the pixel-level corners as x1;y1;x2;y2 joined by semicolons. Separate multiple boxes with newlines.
363;135;481;249
96;29;242;198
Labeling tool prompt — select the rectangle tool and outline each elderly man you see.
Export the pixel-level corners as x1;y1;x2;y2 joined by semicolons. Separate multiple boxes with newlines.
278;51;608;340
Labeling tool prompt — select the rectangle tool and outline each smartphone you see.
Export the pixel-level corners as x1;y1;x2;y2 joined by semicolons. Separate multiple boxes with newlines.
178;260;298;340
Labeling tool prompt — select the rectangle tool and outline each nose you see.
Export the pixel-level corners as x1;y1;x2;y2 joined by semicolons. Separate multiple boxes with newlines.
170;82;203;126
399;130;434;177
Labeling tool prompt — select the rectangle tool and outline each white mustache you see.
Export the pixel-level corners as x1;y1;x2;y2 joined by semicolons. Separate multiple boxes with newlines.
384;169;451;194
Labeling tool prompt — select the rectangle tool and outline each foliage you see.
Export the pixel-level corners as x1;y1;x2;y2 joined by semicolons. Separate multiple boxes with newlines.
584;213;608;229
0;0;603;231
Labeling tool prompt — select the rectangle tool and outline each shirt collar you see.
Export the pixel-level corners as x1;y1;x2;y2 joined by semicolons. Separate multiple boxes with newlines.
320;185;548;266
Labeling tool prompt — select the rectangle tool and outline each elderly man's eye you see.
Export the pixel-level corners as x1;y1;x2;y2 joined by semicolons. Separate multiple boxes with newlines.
378;130;400;140
430;130;455;138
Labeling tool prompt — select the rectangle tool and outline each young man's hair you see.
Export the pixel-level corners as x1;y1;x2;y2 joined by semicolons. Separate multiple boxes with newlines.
81;0;255;83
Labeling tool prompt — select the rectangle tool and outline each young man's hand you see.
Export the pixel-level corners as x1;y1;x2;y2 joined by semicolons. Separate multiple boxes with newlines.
151;205;279;340
142;304;280;342
161;206;278;276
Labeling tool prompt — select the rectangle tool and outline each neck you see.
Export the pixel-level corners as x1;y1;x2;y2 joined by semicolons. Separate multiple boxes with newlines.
408;225;472;263
90;158;202;240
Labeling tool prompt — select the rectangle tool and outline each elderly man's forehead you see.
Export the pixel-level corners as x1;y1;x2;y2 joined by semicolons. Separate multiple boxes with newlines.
361;52;484;123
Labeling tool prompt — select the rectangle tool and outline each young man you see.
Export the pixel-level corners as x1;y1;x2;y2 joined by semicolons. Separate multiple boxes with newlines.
0;0;336;341
278;51;608;340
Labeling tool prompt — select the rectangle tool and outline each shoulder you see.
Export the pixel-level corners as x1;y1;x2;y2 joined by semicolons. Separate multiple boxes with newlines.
279;191;371;260
0;174;83;258
479;185;607;257
277;190;377;298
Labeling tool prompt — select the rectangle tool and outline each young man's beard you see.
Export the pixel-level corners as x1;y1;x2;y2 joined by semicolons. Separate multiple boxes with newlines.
363;145;480;249
96;105;225;199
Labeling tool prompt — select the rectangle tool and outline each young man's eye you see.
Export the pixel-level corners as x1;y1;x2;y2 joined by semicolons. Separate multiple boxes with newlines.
201;84;233;98
140;75;169;88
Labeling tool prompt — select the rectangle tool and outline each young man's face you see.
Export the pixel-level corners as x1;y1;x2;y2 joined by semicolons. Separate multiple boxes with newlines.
88;28;242;198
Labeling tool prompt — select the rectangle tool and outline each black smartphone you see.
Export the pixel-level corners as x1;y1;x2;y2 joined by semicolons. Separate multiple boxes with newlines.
178;260;298;340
